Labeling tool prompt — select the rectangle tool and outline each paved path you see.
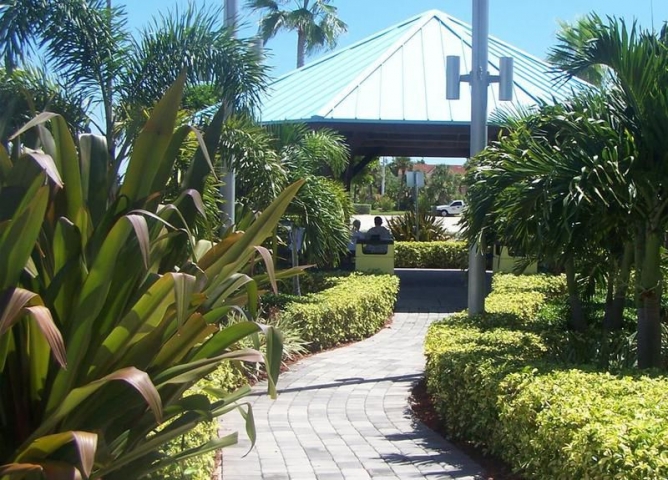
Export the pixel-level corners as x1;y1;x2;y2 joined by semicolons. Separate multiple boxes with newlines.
221;270;486;479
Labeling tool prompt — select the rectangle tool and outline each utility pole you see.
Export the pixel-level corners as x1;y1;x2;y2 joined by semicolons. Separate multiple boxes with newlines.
221;0;237;227
381;157;387;196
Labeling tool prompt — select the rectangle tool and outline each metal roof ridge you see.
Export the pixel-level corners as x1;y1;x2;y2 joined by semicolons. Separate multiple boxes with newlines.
267;10;431;85
315;10;440;118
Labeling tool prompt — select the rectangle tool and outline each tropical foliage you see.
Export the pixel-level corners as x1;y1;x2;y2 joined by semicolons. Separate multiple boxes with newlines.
0;0;266;166
247;0;348;68
388;209;450;242
547;17;608;86
0;75;301;478
226;122;352;267
462;15;668;368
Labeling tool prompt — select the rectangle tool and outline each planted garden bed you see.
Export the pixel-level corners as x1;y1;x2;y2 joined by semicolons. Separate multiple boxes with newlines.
424;274;668;479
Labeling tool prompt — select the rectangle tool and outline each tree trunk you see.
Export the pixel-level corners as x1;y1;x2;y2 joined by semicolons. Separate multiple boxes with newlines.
637;229;663;369
565;258;586;331
604;241;633;331
297;28;306;68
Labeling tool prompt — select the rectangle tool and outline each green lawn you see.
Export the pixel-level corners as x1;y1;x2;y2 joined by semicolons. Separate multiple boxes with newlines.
369;210;406;216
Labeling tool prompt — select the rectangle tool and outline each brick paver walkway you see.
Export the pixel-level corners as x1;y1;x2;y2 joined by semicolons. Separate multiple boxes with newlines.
221;285;484;480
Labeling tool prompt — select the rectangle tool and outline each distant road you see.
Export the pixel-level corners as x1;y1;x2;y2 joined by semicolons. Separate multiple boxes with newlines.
352;214;463;235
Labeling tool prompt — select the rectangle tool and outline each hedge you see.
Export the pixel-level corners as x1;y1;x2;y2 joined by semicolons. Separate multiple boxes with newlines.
279;272;399;350
425;273;668;479
394;241;468;269
353;203;371;214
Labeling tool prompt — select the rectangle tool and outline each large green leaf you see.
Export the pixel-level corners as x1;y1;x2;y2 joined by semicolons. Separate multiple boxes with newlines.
151;125;215;196
16;431;97;478
151;314;217;369
140;433;238;477
90;273;177;378
155;349;264;386
79;134;110;226
0;185;49;290
189;321;266;361
24;306;67;370
48;215;149;407
119;72;186;204
202;179;305;284
0;463;43;478
263;325;283;400
42;115;84;221
0;144;12;183
35;367;162;442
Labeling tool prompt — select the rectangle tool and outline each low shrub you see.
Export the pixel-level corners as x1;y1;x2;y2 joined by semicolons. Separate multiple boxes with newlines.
298;269;351;294
425;324;547;446
394;241;467;268
280;273;399;350
498;369;668;479
353;203;371;214
425;273;668;479
374;195;396;212
491;273;566;296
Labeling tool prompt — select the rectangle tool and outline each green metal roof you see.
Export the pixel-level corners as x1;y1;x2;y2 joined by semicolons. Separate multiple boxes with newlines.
258;9;589;125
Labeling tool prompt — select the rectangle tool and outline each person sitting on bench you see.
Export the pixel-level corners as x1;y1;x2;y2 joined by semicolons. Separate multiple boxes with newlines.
363;216;393;254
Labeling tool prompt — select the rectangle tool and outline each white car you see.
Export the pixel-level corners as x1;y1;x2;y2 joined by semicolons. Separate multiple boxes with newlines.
435;200;465;217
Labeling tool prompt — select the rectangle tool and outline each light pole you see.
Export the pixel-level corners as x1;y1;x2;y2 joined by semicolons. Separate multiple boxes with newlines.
221;0;237;227
446;0;513;316
467;0;489;316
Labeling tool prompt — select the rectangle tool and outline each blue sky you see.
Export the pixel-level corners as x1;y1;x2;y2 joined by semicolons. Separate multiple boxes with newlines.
119;0;667;164
122;0;666;79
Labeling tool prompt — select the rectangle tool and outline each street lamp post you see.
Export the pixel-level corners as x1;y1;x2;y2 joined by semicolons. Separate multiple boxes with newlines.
445;0;513;316
467;0;489;316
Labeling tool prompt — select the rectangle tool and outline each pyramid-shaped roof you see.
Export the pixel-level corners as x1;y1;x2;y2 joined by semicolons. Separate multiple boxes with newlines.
259;9;588;125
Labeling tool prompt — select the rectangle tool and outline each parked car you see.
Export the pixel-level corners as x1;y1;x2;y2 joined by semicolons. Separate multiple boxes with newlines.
435;200;465;217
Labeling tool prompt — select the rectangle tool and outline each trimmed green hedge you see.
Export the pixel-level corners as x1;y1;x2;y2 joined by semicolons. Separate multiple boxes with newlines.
394;241;468;269
280;273;399;350
425;273;668;479
353;203;371;214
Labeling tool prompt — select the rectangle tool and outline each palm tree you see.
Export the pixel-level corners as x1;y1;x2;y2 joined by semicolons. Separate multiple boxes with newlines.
0;1;266;174
547;17;607;86
551;14;668;369
268;123;351;266
0;66;90;144
247;0;347;68
463;94;636;333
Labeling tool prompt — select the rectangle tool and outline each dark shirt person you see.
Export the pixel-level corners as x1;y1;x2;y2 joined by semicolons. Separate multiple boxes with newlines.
364;216;392;253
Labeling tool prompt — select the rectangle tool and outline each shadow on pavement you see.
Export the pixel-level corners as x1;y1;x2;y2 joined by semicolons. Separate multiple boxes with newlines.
394;268;492;314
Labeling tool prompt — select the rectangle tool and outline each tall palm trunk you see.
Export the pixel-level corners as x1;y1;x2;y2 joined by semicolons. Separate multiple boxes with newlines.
565;257;586;331
297;27;306;68
104;0;116;175
604;241;633;331
637;228;663;369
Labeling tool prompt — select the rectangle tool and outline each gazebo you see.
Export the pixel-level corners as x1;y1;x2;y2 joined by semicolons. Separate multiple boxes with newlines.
257;9;588;184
